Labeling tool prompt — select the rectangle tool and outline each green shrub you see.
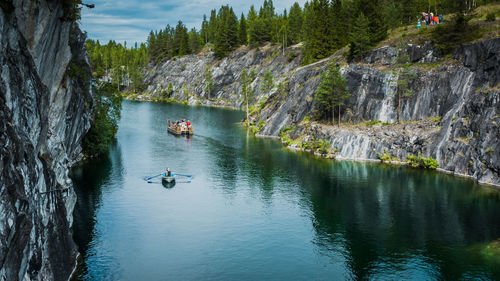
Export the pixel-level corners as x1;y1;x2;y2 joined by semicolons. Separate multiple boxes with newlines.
486;147;494;153
83;83;122;158
377;150;392;163
406;153;439;169
315;139;330;154
280;126;296;135
486;12;496;22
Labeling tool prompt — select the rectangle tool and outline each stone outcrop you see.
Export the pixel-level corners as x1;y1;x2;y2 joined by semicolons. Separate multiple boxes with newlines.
141;37;499;186
0;0;92;280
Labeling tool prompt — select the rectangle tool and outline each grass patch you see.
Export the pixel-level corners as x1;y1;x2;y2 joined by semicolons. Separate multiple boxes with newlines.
364;120;392;126
427;116;442;123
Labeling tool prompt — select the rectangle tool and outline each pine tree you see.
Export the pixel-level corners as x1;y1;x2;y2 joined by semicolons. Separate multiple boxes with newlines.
208;9;217;43
201;14;209;45
288;2;303;44
314;64;350;126
303;0;335;63
238;13;248;45
348;12;371;61
247;5;259;47
240;69;254;126
188;28;200;54
214;5;238;58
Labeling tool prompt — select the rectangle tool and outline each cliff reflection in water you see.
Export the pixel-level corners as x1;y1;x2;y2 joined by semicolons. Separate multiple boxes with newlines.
72;101;500;280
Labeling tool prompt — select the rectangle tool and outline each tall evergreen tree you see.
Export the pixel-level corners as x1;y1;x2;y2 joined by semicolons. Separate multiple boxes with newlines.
348;12;371;61
238;13;248;45
303;0;335;63
200;14;209;45
188;28;200;54
208;9;218;43
288;2;303;44
214;5;239;58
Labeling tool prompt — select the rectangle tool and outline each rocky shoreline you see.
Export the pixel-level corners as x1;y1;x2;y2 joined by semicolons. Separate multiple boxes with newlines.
135;36;499;187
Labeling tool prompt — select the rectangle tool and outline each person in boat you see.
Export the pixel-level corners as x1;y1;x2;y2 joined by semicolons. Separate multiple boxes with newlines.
166;167;171;177
186;120;191;126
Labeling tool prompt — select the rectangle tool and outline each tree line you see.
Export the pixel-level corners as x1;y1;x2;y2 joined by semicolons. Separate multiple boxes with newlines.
146;0;497;63
86;39;148;92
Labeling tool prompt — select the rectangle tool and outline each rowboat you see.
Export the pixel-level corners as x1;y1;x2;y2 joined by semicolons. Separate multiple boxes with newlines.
162;175;175;184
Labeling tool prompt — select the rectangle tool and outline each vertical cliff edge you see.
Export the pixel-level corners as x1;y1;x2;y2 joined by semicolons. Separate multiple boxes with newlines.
0;0;92;280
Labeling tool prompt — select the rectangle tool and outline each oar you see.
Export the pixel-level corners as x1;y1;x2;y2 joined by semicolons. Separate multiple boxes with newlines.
145;173;163;181
174;173;192;178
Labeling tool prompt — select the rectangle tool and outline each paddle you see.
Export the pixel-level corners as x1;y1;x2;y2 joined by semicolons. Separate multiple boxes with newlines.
144;173;163;181
174;173;192;178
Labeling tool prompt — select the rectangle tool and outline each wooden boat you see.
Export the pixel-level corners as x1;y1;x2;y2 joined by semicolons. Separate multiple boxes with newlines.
167;119;194;135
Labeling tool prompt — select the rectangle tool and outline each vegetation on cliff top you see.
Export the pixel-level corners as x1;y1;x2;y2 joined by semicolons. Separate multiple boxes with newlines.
144;0;497;64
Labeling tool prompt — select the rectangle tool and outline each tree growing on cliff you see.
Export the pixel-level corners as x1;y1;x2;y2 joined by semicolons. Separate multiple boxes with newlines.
314;64;350;126
204;67;215;99
260;70;274;94
241;69;255;126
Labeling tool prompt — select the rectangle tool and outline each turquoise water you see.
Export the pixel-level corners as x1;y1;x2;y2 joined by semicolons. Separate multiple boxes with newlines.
72;100;500;280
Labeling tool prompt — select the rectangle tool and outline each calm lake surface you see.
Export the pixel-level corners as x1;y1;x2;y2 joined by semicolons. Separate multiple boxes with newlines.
72;100;500;280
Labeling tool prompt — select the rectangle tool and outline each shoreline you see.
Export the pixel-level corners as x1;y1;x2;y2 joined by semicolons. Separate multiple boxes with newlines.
280;139;500;189
122;99;500;189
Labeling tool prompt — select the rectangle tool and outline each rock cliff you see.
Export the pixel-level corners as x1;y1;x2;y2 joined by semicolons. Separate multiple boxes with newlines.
0;0;92;280
141;37;499;186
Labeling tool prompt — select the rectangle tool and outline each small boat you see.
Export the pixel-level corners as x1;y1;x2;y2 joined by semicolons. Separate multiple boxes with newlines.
162;174;176;184
167;119;194;135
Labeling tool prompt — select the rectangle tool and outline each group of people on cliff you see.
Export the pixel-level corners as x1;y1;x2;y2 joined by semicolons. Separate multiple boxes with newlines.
417;12;443;28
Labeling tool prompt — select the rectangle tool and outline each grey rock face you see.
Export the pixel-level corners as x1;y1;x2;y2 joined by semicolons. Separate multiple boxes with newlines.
258;38;500;186
0;0;92;280
142;44;303;108
144;37;499;186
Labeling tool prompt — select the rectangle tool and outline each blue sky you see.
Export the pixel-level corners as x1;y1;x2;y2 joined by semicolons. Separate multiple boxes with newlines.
81;0;307;45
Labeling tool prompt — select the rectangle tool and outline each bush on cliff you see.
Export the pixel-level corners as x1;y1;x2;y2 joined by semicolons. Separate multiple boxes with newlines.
83;83;122;158
406;153;439;169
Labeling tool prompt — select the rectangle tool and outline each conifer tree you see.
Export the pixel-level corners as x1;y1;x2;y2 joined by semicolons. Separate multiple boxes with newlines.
238;13;248;45
288;2;303;44
208;9;217;43
200;14;209;45
348;12;371;61
188;28;200;54
314;64;349;126
240;69;254;126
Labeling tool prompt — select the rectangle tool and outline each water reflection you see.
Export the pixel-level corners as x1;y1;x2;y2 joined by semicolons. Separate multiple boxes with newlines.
71;142;124;279
72;101;500;280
